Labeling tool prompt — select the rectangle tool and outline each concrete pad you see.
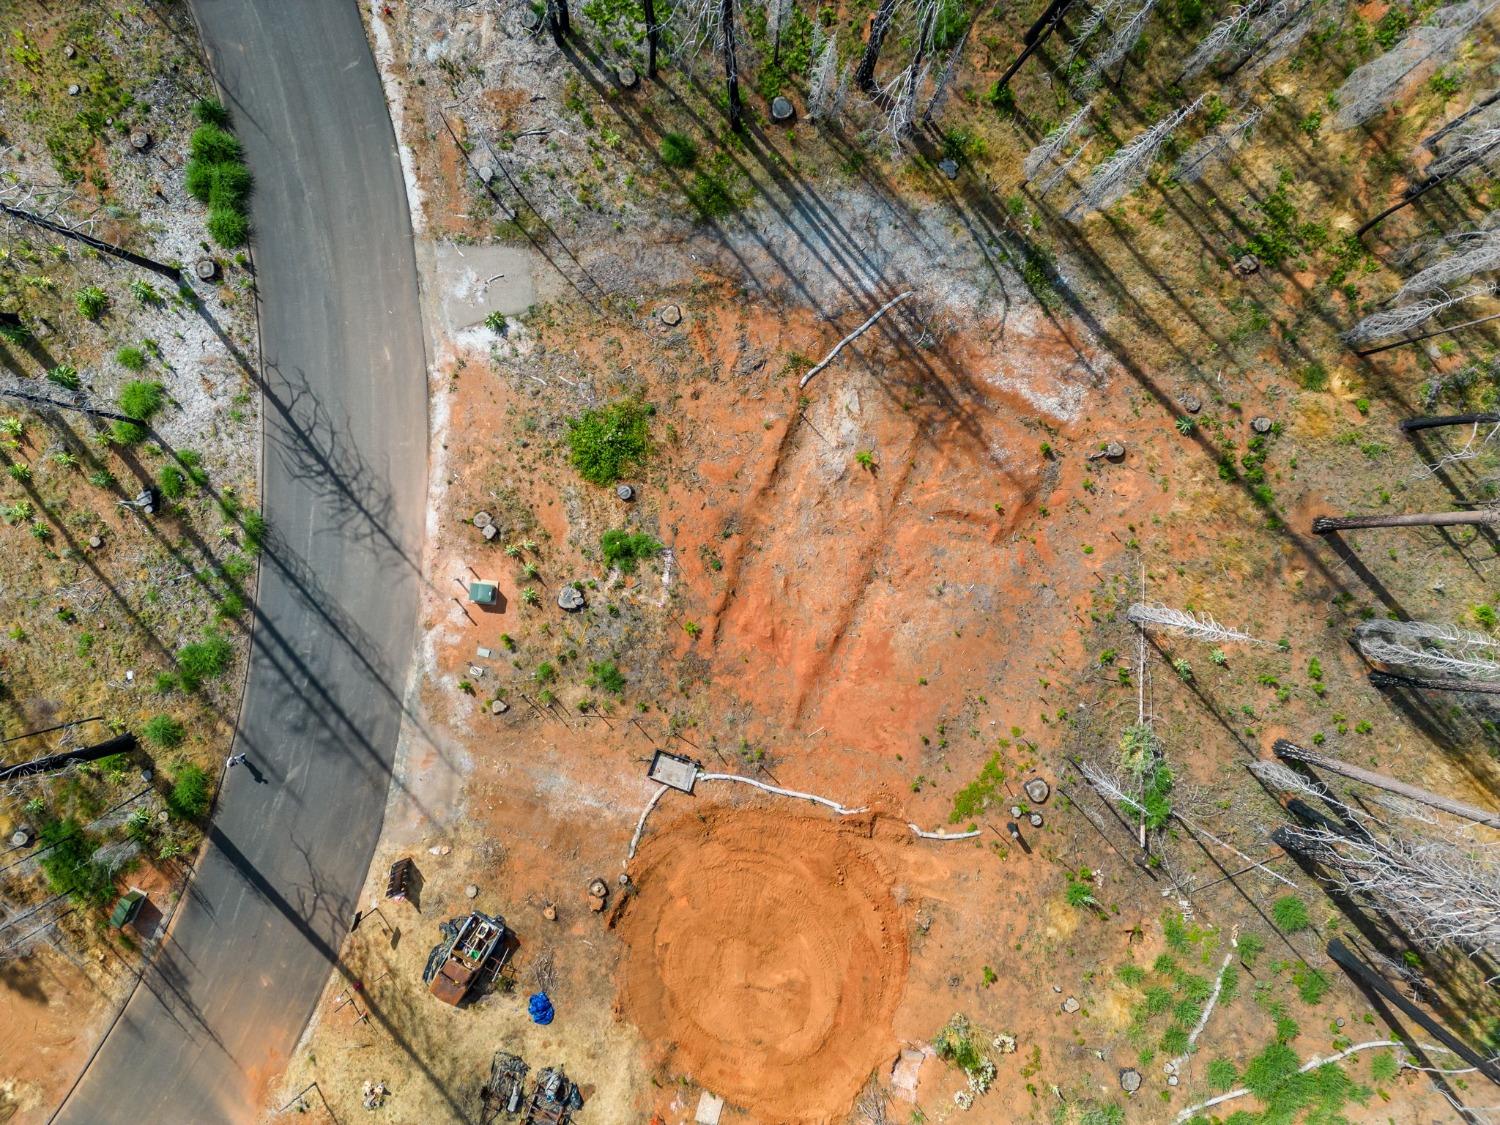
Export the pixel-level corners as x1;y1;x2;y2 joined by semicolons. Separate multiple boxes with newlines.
431;243;537;331
694;1091;724;1125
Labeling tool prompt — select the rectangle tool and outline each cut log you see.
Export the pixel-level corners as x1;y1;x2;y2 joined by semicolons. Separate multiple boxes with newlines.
1273;739;1500;829
1313;510;1500;533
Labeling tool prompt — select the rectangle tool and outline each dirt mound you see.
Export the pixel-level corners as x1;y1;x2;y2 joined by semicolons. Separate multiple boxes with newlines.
616;805;908;1122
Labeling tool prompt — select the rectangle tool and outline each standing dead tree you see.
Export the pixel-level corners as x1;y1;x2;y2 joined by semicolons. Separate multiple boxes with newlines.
1259;760;1500;957
1332;0;1498;131
546;0;571;45
1271;739;1500;830
807;34;846;121
1313;508;1500;533
1063;96;1205;220
1073;0;1159;92
1126;602;1264;645
921;18;971;126
855;0;904;92
1168;107;1264;185
678;0;746;130
993;0;1081;94
644;0;662;76
877;0;939;147
1354;619;1500;682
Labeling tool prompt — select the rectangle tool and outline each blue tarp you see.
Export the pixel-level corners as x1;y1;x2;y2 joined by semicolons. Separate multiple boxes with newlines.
528;992;555;1025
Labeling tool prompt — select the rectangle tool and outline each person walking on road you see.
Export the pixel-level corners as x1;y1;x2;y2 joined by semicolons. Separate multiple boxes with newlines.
227;753;247;768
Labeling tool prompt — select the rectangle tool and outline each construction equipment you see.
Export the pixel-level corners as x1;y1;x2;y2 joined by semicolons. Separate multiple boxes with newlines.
422;911;509;1006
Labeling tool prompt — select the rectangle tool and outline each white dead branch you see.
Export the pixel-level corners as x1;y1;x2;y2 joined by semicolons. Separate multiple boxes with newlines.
1169;932;1238;1071
1428;123;1500;182
1024;105;1092;182
1395;228;1500;300
1126;602;1263;645
1344;284;1494;345
808;37;848;122
1173;1042;1470;1124
1169;107;1264;184
1064;96;1206;220
1065;0;1134;68
1179;0;1284;80
1354;618;1500;680
1074;0;1159;92
1333;0;1499;130
800;291;916;387
90;839;142;875
877;60;926;149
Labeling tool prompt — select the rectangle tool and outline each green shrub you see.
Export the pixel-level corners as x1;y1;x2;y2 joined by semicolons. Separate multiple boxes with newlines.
75;286;109;319
1243;1041;1300;1101
207;205;249;248
1271;895;1311;933
1207;1057;1238;1090
47;364;80;390
119;379;164;420
141;713;185;748
130;279;163;306
1293;965;1330;1004
566;399;651;485
0;320;32;345
534;661;557;684
168;764;211;819
208;162;253;210
193;97;230;127
1117;963;1146;986
185;158;215;203
176;630;233;690
189;124;242;165
116;345;147;371
1237;931;1264;966
587;660;626;693
241;510;267;552
38;818;115;906
110;420;149;445
1159;1024;1190;1055
659;132;698;168
176;449;209;487
600;529;662;573
684;170;739;218
157;464;186;500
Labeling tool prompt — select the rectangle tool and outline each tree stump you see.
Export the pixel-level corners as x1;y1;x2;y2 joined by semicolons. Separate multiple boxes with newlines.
1028;812;1043;828
1251;416;1273;434
658;304;682;327
1023;777;1050;804
474;511;493;528
616;483;635;502
482;524;498;540
88;535;103;549
491;699;509;714
1234;254;1260;275
1104;441;1125;461
938;158;960;180
557;586;585;611
616;66;639;89
770;96;795;123
129;130;152;152
194;257;219;281
1181;394;1202;414
9;827;34;848
465;883;479;899
1119;1069;1141;1093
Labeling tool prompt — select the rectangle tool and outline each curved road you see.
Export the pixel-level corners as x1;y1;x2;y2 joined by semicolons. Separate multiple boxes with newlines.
57;1;426;1120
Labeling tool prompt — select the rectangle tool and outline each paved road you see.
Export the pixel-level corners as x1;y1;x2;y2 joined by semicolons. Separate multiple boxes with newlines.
56;1;427;1120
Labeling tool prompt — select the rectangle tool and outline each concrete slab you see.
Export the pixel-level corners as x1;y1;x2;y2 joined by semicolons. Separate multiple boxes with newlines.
648;750;697;793
694;1091;724;1125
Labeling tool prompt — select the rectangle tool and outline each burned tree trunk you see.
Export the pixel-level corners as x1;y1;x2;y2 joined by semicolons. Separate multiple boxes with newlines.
547;0;570;45
1369;669;1500;696
1355;132;1500;239
721;0;744;131
644;0;660;76
855;0;900;92
1272;739;1500;830
1312;510;1500;533
1400;412;1500;432
993;0;1079;94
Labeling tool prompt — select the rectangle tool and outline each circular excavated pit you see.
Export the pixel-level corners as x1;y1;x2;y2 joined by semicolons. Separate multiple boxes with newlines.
617;806;908;1122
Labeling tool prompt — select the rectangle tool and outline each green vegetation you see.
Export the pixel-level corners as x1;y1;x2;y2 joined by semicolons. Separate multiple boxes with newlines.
587;659;626;694
1272;894;1311;933
75;286;109;320
600;528;662;573
566;399;651;485
1207;1057;1239;1090
186;122;252;248
167;763;211;819
157;464;186;500
175;630;234;691
141;714;185;748
46;364;80;390
949;751;1004;823
38;818;116;906
116;345;147;371
659;132;698;168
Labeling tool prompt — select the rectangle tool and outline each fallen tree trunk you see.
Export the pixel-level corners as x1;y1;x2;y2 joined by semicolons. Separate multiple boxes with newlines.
1369;669;1500;696
1400;412;1500;432
0;733;136;783
1313;510;1500;533
800;291;915;388
1273;739;1500;830
1;204;181;281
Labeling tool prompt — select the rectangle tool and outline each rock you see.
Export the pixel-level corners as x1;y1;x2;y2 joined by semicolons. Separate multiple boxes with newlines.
542;903;557;921
1028;812;1043;828
490;699;509;714
588;893;606;912
1119;1068;1142;1093
770;95;796;123
1251;416;1273;434
658;303;682;326
67;83;81;96
1062;996;1080;1013
938;157;960;180
557;585;584;611
129;130;151;152
477;164;495;184
427;844;452;856
9;827;34;848
1104;441;1126;461
1181;394;1203;414
465;884;479;899
194;256;219;281
1168;1075;1179;1086
1235;253;1260;275
482;524;498;540
64;44;76;58
1023;777;1050;804
616;65;639;89
473;511;493;528
1052;985;1062;993
616;483;635;502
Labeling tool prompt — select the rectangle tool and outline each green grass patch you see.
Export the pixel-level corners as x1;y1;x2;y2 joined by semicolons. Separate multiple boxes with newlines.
566;399;651;485
141;714;184;748
1271;894;1311;933
948;751;1005;823
175;630;234;691
659;132;698;168
600;529;662;573
38;818;115;906
167;763;211;819
587;659;626;694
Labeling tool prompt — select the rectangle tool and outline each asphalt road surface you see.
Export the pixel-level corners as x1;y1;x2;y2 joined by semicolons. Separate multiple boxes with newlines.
55;1;427;1119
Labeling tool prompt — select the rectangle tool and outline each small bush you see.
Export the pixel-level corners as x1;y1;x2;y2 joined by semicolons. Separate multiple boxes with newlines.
193;97;231;127
189;123;243;165
75;286;109;319
209;162;253;210
38;819;115;905
47;364;80;390
567;399;651;485
176;630;234;690
158;464;186;500
208;205;250;248
110;420;150;445
534;661;557;684
587;660;626;694
1271;895;1311;933
1207;1057;1238;1090
1293;965;1331;1004
119;379;164;420
600;529;662;573
1117;963;1146;986
129;279;163;305
168;764;211;819
142;714;185;748
1159;1024;1190;1055
659;132;698;168
684;170;739;218
185;158;216;203
116;345;147;372
0;320;32;345
1237;932;1265;966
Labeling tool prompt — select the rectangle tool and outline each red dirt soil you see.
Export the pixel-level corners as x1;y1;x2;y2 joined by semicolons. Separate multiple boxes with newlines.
615;805;909;1122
